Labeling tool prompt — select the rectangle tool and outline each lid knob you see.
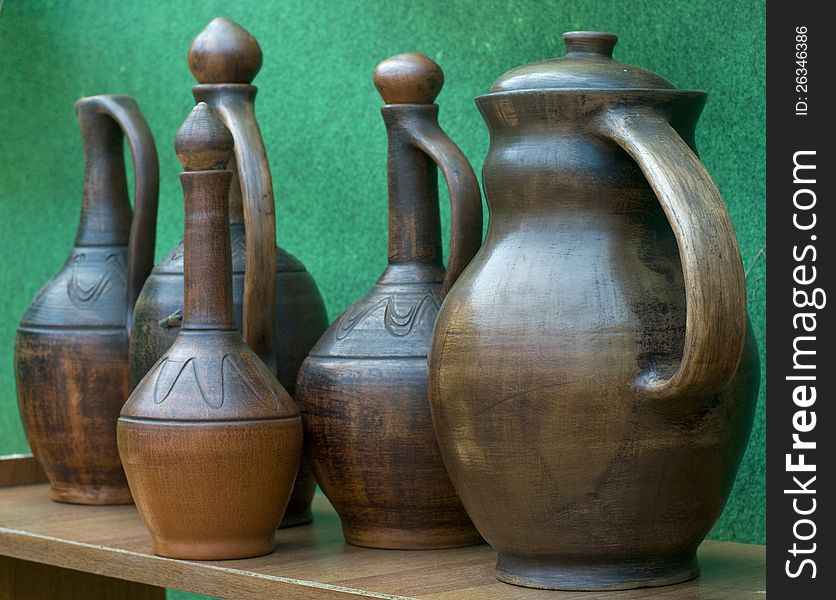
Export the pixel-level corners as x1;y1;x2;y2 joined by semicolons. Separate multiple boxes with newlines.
188;17;263;84
563;31;618;58
374;52;444;104
175;103;234;171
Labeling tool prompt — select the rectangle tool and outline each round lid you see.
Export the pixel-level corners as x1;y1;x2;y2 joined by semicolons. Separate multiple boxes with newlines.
490;31;675;93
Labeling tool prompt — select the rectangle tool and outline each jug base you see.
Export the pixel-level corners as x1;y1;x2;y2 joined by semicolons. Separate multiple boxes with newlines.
343;523;483;550
495;552;699;591
153;537;275;561
50;483;133;506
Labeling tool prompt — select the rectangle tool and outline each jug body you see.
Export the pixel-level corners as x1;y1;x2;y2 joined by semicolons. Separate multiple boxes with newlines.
299;266;482;549
132;235;326;395
428;51;758;589
15;95;157;505
297;53;483;549
16;248;132;504
131;227;325;525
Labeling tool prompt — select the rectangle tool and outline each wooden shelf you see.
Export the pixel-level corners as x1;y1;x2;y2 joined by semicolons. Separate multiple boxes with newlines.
0;455;765;599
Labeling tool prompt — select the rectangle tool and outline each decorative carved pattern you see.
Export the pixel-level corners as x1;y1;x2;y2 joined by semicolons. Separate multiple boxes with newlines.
153;357;196;405
231;232;247;264
150;352;277;410
165;242;185;266
163;234;306;274
66;253;125;308
335;290;439;341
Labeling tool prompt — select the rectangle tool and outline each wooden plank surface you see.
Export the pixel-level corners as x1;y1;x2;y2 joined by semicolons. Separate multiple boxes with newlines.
0;555;164;599
0;482;765;599
0;455;48;488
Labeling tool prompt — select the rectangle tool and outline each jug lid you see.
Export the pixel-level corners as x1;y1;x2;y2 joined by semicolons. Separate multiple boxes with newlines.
489;31;676;93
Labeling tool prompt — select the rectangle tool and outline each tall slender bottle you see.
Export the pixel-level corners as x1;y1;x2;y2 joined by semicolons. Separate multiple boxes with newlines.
130;18;327;526
119;103;302;560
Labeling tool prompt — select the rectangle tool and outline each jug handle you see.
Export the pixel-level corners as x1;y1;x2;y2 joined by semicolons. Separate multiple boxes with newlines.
204;94;277;372
599;107;746;401
405;117;483;298
83;95;160;328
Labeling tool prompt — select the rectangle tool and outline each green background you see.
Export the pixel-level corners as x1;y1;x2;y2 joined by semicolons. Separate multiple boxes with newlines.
0;1;765;597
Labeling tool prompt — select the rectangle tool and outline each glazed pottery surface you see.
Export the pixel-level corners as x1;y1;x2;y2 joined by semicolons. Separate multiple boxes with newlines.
129;18;326;527
428;32;758;590
15;95;158;505
297;53;483;549
119;104;302;560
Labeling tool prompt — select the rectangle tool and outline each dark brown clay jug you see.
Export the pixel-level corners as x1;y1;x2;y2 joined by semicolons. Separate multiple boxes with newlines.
129;17;327;527
15;95;158;505
428;32;759;590
118;103;302;561
297;53;483;550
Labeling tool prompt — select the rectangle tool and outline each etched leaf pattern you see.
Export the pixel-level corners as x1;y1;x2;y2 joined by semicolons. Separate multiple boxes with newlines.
335;290;439;340
148;352;277;410
66;253;126;308
164;242;185;265
230;233;247;264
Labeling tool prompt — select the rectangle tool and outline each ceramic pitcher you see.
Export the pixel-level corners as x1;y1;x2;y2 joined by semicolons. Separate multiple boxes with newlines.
15;95;158;504
297;53;483;549
428;32;759;590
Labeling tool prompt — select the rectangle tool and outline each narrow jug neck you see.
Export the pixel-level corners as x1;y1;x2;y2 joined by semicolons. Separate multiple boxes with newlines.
181;171;236;330
75;109;133;247
383;105;443;267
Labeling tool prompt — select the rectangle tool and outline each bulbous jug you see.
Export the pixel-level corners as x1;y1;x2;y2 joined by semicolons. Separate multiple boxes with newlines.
297;53;483;549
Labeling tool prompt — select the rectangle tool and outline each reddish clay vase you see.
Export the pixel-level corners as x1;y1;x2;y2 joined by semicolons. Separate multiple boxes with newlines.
119;103;302;560
129;18;326;527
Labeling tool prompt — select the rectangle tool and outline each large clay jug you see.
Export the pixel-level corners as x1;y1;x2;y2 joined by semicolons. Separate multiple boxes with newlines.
428;32;759;590
119;103;302;560
130;18;327;527
15;95;158;505
297;53;483;549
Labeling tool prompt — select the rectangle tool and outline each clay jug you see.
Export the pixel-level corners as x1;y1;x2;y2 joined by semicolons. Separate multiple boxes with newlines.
297;53;483;549
129;18;327;527
118;103;302;560
428;32;759;590
15;95;158;505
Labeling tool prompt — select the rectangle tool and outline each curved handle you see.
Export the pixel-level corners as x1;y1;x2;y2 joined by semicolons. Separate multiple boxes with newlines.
81;95;159;327
599;107;746;401
405;117;483;298
193;88;277;371
188;18;275;370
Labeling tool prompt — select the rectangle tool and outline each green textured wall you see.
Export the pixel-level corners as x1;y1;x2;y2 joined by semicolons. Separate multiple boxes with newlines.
0;1;764;597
